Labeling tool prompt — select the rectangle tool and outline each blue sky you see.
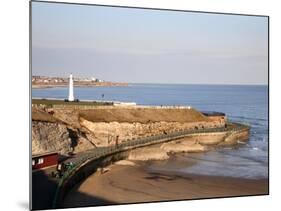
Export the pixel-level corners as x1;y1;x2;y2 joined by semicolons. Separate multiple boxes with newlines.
32;2;268;85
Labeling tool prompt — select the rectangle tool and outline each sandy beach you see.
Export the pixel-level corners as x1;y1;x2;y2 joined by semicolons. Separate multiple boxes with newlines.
63;162;268;207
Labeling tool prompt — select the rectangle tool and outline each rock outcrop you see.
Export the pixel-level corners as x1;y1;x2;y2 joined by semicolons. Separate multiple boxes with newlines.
32;108;95;155
161;140;206;153
31;106;237;156
128;147;169;161
32;121;72;155
79;117;224;147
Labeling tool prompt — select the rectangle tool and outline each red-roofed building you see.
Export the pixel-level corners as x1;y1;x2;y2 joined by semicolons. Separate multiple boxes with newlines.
32;151;58;170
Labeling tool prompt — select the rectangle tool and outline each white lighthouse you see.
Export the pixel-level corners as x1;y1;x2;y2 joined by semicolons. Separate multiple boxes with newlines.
68;73;74;101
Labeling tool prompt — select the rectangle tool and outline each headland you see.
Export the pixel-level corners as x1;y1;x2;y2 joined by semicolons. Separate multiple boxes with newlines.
31;98;253;209
32;76;128;88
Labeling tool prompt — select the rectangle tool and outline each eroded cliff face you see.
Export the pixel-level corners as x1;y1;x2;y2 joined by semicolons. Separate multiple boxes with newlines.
32;121;95;155
31;107;228;155
79;117;225;147
32;121;72;155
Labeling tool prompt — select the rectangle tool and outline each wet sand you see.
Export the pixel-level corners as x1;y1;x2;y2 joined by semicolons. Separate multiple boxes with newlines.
63;163;268;207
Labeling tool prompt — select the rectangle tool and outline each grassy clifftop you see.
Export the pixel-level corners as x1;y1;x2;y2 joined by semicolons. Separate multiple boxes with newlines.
32;99;113;107
79;107;208;123
32;108;60;123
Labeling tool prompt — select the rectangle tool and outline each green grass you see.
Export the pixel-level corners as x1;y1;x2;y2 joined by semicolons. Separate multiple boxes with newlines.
32;99;113;106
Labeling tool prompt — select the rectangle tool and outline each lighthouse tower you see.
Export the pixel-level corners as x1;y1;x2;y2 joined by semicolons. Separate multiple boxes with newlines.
68;73;74;101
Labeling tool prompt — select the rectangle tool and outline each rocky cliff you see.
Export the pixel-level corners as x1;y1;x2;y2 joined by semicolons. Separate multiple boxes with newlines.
79;117;225;147
32;108;95;155
32;107;227;155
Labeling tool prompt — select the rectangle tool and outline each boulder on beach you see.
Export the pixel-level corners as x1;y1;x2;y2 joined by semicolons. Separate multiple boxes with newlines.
161;140;207;153
128;147;169;161
114;160;136;166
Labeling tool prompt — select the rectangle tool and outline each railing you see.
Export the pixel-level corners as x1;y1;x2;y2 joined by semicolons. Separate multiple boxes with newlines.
52;122;250;208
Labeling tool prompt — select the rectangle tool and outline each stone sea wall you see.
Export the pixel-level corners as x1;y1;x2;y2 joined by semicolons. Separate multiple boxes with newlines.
128;129;249;161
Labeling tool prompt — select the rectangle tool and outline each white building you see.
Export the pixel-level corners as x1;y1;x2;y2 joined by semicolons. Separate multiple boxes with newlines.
68;74;74;101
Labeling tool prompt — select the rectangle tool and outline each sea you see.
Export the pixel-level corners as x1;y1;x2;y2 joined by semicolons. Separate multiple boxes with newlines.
32;84;268;179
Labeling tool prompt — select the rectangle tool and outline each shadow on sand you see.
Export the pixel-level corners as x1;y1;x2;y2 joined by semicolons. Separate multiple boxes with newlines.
32;169;115;210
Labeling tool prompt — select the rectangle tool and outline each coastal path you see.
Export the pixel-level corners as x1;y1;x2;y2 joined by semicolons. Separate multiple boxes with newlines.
52;122;250;208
